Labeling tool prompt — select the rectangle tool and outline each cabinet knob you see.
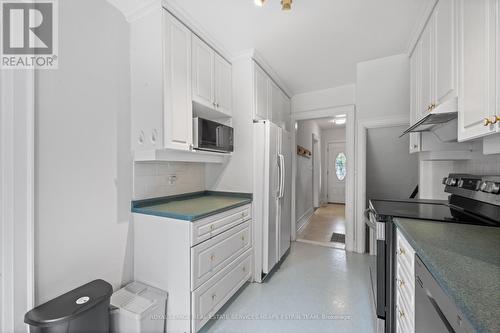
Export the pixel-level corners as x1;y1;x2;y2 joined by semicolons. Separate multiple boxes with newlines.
491;116;499;124
398;279;405;287
210;254;215;261
210;224;215;231
484;118;493;126
211;293;217;301
399;310;405;318
398;248;405;256
242;266;246;272
241;235;245;241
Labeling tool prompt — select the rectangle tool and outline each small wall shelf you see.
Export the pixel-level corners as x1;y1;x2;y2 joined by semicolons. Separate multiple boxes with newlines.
297;145;312;158
134;148;231;164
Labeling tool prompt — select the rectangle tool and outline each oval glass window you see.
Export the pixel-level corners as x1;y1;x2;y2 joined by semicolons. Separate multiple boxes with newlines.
335;153;347;181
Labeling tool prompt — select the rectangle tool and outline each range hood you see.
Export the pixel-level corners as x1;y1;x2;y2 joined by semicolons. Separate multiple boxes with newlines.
400;98;458;138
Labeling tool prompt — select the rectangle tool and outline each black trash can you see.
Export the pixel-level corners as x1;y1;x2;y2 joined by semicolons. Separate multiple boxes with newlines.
25;279;113;333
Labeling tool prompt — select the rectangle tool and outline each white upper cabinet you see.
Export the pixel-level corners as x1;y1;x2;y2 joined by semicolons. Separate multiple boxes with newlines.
214;54;232;116
434;0;457;106
192;36;232;116
409;40;422;153
163;11;193;150
457;0;497;141
252;61;289;129
420;22;434;118
254;63;269;120
192;36;215;110
269;79;282;125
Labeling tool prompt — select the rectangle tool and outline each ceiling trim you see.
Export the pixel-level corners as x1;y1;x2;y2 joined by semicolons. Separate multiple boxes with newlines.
405;0;438;56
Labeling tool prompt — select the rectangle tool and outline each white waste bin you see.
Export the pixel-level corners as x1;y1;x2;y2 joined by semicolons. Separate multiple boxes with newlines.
110;281;168;333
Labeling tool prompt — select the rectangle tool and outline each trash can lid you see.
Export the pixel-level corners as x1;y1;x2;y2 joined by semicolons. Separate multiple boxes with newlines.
25;279;113;327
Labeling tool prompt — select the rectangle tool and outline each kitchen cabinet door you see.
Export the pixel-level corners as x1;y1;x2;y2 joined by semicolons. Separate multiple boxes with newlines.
214;53;232;116
254;63;269;120
419;22;434;119
457;0;497;141
434;0;457;106
192;36;215;110
280;90;291;131
409;41;422;154
269;79;282;126
163;11;192;150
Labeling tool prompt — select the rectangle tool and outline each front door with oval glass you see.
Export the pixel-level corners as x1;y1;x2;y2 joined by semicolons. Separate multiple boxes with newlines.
327;142;346;204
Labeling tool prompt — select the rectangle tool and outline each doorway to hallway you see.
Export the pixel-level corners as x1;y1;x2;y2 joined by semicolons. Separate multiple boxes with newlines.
296;203;346;249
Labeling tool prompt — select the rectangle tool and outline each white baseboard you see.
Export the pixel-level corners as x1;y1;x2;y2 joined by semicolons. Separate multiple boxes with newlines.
296;207;314;232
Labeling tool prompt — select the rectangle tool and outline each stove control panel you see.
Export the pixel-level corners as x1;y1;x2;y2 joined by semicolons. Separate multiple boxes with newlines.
480;181;500;194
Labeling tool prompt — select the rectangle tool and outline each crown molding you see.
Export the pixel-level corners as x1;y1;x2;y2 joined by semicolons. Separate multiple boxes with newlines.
405;0;438;56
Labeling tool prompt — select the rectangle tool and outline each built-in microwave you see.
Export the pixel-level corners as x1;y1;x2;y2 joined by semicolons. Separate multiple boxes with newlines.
193;117;234;153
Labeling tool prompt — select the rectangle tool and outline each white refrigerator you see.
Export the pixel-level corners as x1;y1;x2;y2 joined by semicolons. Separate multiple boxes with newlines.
253;121;292;282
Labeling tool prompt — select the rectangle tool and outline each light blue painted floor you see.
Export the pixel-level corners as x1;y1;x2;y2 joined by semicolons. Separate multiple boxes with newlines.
201;241;377;333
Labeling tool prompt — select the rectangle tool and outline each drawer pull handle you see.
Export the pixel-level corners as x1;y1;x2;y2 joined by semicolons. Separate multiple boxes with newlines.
241;212;246;218
242;266;246;272
398;248;405;256
211;293;217;301
241;235;245;241
398;279;405;287
210;225;215;231
210;254;215;261
399;310;405;318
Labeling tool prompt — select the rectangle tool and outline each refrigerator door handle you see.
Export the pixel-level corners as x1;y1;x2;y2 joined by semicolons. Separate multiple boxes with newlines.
278;154;285;199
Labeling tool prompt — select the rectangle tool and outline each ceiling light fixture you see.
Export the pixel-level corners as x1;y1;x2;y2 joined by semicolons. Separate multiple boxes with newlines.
281;0;292;10
254;0;266;7
335;118;347;125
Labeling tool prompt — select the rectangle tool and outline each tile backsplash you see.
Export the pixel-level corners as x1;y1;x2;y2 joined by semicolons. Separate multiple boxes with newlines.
133;162;205;200
453;155;500;175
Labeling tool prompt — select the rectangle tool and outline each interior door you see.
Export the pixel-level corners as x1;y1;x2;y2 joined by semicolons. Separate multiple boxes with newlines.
192;35;214;109
279;129;292;260
327;142;347;204
214;53;232;116
263;122;279;274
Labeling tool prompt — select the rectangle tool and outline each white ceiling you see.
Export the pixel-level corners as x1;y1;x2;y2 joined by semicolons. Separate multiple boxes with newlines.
169;0;429;94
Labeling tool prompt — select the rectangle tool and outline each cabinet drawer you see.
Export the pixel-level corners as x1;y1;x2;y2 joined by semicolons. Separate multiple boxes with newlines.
192;250;252;332
191;204;251;246
396;291;414;333
191;221;251;290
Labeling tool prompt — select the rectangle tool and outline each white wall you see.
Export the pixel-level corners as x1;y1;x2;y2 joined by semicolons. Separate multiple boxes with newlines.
35;0;133;304
292;84;355;114
366;126;419;201
321;127;346;202
295;120;321;228
134;162;205;200
356;54;410;121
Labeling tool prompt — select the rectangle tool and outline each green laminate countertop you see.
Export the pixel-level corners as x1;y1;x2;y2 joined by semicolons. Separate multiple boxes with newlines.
395;218;500;333
131;191;252;221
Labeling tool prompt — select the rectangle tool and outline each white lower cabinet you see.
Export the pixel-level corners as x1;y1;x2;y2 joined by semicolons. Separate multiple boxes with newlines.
134;204;253;333
395;229;416;333
192;250;252;332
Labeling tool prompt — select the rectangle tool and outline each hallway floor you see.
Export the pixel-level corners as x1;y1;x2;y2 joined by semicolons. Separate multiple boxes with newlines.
297;204;346;248
201;242;376;333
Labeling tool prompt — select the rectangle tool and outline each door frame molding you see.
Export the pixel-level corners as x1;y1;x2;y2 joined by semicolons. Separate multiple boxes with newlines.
326;140;347;204
291;105;356;252
0;69;35;332
356;115;410;253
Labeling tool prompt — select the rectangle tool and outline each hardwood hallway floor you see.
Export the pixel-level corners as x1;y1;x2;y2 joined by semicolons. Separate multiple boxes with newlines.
297;204;346;248
201;242;376;333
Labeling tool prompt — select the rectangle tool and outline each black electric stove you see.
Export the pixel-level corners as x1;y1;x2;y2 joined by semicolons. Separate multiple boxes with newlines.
369;174;500;333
